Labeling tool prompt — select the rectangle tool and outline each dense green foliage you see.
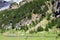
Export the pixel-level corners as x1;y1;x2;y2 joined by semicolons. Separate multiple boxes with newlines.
0;0;48;29
0;0;60;34
37;26;43;32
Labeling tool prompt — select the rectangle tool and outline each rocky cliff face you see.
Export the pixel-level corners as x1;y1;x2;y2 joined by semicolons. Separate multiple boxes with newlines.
52;0;60;18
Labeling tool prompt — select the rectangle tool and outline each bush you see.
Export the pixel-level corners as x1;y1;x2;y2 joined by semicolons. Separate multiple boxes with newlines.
46;14;51;20
29;30;37;34
45;26;49;31
58;33;60;37
56;26;60;28
37;26;43;32
21;25;28;31
46;19;57;29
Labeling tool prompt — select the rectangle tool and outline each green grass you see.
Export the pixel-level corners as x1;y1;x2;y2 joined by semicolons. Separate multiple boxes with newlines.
0;31;60;40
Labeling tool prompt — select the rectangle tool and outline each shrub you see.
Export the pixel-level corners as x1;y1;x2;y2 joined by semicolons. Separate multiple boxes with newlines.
58;33;60;37
21;25;28;31
46;19;57;29
37;26;43;32
56;26;60;28
46;14;51;20
45;26;49;31
29;30;37;33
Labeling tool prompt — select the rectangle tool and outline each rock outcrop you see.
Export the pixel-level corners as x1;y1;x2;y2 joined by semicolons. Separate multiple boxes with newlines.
52;0;60;18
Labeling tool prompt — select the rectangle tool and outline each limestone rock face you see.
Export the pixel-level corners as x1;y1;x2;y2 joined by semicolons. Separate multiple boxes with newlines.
32;13;40;21
14;22;21;30
2;23;12;30
52;0;60;18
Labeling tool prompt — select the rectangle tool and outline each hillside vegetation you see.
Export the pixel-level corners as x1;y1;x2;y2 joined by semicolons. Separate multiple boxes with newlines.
0;0;60;35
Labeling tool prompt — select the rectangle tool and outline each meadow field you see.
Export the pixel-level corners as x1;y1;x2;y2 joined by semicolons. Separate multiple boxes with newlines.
0;31;60;40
